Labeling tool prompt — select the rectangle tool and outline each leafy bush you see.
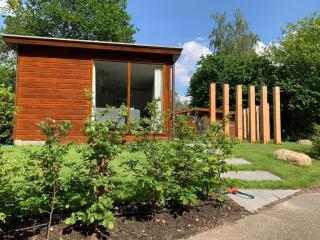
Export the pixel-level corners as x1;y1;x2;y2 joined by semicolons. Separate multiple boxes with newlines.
311;124;320;159
125;100;236;207
66;105;128;231
0;86;17;144
28;118;72;239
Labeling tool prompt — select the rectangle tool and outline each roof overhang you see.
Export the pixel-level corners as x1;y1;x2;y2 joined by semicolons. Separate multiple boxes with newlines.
1;34;183;63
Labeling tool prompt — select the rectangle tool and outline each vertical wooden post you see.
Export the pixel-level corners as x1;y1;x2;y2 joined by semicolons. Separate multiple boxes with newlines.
267;103;270;142
243;109;247;140
235;85;243;141
223;84;230;136
246;108;250;139
256;106;260;141
260;86;269;144
249;86;256;143
273;86;282;144
209;83;216;123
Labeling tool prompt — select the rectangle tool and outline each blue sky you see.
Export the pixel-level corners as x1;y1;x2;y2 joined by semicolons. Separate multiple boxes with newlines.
1;0;319;96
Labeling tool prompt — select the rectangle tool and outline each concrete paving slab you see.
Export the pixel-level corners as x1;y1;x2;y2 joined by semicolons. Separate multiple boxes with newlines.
225;158;251;165
227;189;300;212
221;171;282;181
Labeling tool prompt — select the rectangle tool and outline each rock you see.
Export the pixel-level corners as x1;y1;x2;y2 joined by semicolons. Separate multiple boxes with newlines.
297;139;312;145
274;149;312;166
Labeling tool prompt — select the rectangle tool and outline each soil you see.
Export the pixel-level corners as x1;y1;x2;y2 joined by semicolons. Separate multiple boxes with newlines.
2;200;248;240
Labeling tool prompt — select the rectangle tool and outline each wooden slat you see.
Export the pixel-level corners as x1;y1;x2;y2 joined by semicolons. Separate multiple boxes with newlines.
249;86;256;143
17;98;89;105
243;109;247;140
18;93;88;100
20;80;89;90
223;84;230;136
210;83;216;122
256;106;260;141
260;86;269;144
19;87;87;94
20;57;90;65
19;72;91;79
235;85;243;141
273;86;281;144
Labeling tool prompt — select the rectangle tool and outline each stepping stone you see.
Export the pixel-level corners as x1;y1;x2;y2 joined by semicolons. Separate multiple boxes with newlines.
227;189;301;212
225;158;251;165
221;171;282;181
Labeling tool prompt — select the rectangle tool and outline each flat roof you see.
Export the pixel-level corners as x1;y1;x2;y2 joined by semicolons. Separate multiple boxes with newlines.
2;34;183;63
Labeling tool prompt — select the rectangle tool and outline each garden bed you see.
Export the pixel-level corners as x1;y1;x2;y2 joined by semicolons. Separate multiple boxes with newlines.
3;200;248;240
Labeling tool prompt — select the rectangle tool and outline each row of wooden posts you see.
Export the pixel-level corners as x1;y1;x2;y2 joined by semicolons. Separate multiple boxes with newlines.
209;83;281;144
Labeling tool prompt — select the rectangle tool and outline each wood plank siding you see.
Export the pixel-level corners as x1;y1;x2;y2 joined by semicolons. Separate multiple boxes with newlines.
15;46;92;142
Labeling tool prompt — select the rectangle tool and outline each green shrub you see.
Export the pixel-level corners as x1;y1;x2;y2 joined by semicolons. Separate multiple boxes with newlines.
66;105;128;231
311;124;320;159
27;118;72;239
125;100;236;207
0;86;17;144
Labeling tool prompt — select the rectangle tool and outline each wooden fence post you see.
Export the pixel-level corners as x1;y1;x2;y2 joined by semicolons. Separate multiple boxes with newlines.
256;106;260;141
273;86;282;144
209;83;216;123
236;85;243;141
267;103;270;142
249;86;256;143
223;84;230;136
260;86;269;144
243;109;247;140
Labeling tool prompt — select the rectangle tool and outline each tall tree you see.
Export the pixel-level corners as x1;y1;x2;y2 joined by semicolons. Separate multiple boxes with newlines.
209;9;259;58
3;0;137;42
270;12;320;138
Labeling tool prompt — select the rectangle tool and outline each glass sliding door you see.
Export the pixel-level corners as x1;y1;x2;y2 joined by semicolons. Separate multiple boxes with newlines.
94;61;163;123
94;61;127;122
130;63;163;120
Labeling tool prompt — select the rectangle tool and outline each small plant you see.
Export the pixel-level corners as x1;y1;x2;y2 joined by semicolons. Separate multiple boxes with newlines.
66;105;128;234
29;118;72;240
311;124;320;159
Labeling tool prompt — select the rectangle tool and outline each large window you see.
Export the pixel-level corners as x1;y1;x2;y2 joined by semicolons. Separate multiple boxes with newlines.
94;61;163;122
131;63;163;120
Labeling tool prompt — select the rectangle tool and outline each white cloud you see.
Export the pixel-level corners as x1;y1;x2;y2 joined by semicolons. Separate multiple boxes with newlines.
254;41;268;55
175;40;212;89
0;0;8;13
176;95;191;104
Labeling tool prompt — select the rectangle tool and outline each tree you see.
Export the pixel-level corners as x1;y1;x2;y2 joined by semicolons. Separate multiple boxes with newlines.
188;54;277;109
209;9;259;59
3;0;137;42
271;12;320;138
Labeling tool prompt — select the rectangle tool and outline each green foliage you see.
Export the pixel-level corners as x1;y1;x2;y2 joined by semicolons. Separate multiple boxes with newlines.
28;118;72;239
66;105;128;230
270;12;320;138
125;100;236;207
311;124;320;159
209;9;259;58
3;0;137;42
188;54;277;109
0;86;17;143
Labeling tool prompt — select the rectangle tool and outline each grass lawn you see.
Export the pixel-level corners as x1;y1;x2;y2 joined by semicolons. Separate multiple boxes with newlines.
229;142;320;189
1;141;319;190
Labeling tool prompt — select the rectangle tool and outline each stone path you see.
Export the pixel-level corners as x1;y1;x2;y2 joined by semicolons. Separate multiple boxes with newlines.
227;189;300;212
221;158;299;212
225;158;251;165
221;171;282;181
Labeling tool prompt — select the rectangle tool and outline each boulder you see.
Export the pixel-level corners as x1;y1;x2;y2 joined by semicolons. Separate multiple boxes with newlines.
297;139;312;145
274;149;312;166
